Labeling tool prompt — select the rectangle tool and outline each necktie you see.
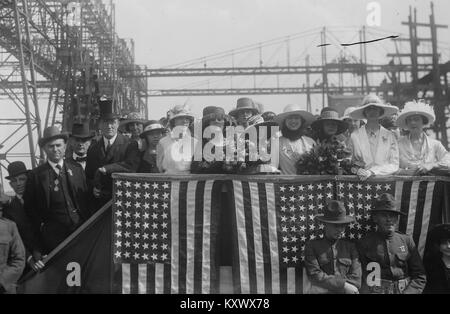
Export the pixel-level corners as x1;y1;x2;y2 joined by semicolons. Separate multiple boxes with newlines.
75;156;87;162
105;140;111;153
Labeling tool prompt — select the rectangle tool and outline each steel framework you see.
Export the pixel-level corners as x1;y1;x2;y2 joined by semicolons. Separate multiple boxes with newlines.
0;0;147;180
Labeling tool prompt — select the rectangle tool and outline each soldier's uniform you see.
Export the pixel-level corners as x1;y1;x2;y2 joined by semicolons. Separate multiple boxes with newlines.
358;230;426;294
0;217;25;294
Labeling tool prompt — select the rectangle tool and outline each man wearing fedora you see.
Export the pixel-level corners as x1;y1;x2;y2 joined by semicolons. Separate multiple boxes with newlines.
357;193;426;294
67;122;95;170
23;126;90;272
86;98;140;209
304;200;361;294
0;161;34;255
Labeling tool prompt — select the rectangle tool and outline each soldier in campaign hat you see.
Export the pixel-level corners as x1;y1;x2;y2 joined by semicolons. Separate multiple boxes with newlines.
357;193;426;294
304;200;361;294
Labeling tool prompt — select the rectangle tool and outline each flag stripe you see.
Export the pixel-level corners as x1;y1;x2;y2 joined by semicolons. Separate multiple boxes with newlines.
122;263;130;294
418;181;435;257
242;181;257;294
412;181;428;246
406;181;420;235
138;264;147;294
232;180;249;293
130;263;138;294
193;181;205;293
279;267;287;294
201;180;212;294
394;181;404;210
399;181;412;232
147;264;155;294
249;182;265;294
177;181;188;294
163;263;171;293
287;267;296;294
186;181;197;294
171;181;180;294
258;182;272;294
155;263;164;294
266;183;280;294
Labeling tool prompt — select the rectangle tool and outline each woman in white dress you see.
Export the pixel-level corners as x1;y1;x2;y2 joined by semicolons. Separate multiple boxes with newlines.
348;95;400;180
396;100;450;175
274;104;316;175
156;104;199;174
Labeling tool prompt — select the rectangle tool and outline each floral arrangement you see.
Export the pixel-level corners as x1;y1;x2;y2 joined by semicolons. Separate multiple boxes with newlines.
296;137;364;175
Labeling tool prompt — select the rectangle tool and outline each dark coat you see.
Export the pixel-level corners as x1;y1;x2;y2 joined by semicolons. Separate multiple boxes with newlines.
423;253;450;294
357;231;427;294
305;238;361;293
137;151;159;173
2;196;34;255
23;161;90;254
85;134;140;207
0;217;25;293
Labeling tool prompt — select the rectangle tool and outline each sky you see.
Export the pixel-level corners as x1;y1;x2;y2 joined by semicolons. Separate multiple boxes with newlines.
114;0;450;119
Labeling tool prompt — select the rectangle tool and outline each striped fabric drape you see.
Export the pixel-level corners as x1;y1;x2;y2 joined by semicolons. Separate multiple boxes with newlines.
112;176;221;294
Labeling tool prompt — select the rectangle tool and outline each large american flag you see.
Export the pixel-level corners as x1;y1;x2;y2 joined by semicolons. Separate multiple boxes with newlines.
336;178;444;257
230;176;447;294
112;174;221;294
230;178;333;294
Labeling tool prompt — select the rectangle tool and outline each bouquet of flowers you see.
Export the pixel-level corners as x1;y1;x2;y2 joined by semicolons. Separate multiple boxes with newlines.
296;137;363;175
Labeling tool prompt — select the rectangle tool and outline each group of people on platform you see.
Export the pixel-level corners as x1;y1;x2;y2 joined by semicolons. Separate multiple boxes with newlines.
0;94;450;294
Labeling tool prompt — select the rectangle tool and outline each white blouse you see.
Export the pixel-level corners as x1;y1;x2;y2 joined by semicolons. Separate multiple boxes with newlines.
398;133;450;170
279;136;316;175
348;125;399;176
156;133;199;174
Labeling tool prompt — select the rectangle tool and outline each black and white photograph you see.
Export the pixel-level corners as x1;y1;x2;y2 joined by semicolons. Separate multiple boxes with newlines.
0;0;449;301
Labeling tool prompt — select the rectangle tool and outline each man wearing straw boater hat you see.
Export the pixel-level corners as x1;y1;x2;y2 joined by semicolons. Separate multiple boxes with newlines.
86;98;140;209
357;193;426;294
67;122;95;170
23;126;90;272
304;200;361;294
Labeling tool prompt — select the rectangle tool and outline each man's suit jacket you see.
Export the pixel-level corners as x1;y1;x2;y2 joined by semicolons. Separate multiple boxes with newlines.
23;161;90;253
85;134;140;207
3;196;34;254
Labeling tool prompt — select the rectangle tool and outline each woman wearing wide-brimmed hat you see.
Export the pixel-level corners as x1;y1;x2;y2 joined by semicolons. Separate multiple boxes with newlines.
228;97;260;128
274;104;316;174
304;200;361;294
156;104;199;174
423;223;450;294
119;111;146;140
348;95;400;180
311;107;348;144
137;120;166;173
190;106;237;174
396;100;450;176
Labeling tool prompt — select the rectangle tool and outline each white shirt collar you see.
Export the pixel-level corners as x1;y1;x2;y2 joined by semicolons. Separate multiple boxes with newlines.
103;133;118;149
48;159;64;173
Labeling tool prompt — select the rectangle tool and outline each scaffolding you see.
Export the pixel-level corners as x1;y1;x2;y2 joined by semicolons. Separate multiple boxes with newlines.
0;0;147;175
